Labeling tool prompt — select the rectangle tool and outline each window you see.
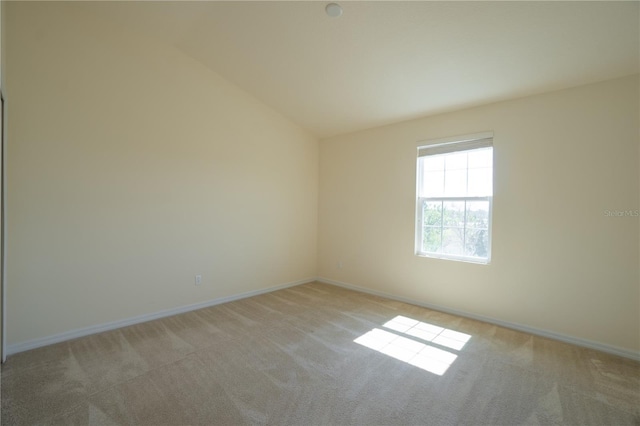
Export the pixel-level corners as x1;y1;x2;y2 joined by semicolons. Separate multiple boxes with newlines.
415;133;493;263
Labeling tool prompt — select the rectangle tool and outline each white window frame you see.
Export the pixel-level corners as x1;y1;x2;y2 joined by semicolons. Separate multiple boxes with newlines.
415;132;494;264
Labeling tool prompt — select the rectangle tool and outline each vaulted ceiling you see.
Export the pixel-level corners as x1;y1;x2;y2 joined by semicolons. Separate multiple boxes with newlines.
78;1;639;138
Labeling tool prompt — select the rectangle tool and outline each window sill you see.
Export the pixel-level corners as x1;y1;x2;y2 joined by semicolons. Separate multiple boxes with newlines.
415;252;490;265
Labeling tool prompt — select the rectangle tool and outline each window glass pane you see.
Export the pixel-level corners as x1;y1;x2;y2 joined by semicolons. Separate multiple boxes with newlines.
416;142;492;262
464;228;490;258
442;227;464;255
468;148;492;169
445;152;467;170
423;155;445;172
444;169;467;197
443;201;465;226
423;170;444;197
422;227;442;253
467;167;492;196
465;201;490;229
423;201;443;226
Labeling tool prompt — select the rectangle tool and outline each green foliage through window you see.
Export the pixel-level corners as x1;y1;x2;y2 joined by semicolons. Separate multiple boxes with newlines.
421;200;489;258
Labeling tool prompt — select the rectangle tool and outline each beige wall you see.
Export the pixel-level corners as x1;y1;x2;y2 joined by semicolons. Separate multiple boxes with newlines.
5;2;318;346
319;75;640;353
1;0;4;361
5;1;638;357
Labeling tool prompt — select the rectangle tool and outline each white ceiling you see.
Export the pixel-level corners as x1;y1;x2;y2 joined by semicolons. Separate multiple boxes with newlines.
79;1;639;139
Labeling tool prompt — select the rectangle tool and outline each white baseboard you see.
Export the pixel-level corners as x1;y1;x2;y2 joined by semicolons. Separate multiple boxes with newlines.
6;277;316;357
317;276;640;362
8;276;639;362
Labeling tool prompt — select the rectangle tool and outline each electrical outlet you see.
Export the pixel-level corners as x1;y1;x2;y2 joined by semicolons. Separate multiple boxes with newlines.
195;274;202;286
337;261;343;269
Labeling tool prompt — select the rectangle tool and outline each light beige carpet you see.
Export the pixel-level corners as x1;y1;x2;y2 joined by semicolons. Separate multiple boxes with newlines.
2;282;639;425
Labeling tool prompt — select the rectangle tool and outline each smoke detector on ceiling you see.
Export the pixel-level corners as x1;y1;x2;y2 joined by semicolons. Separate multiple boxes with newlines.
325;3;343;18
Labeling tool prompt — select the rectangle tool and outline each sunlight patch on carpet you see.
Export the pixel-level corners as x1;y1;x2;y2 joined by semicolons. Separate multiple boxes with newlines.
354;316;471;376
